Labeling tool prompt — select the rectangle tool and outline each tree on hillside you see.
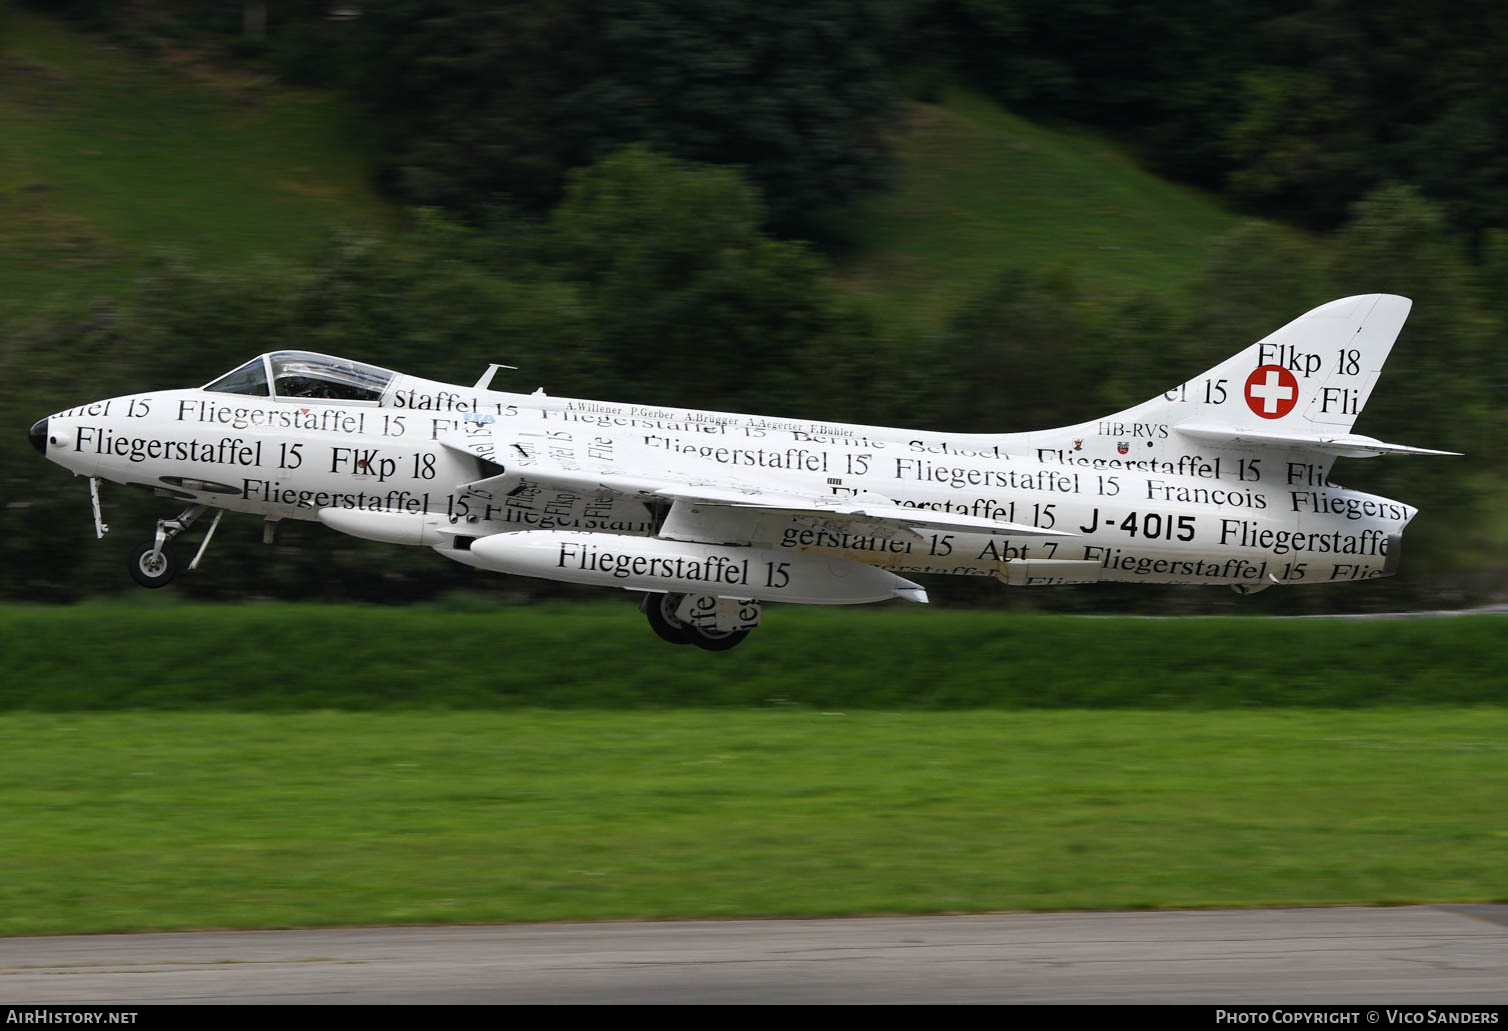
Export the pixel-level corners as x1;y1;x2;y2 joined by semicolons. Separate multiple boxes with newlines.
1228;3;1508;242
1321;185;1501;572
349;1;600;214
349;0;902;230
1188;220;1329;364
906;0;1264;185
290;215;598;392
908;0;1508;243
570;0;902;232
933;269;1110;433
540;145;860;412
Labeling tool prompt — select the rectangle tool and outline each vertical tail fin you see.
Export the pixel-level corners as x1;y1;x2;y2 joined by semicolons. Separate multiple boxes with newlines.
1022;295;1458;467
1178;293;1412;433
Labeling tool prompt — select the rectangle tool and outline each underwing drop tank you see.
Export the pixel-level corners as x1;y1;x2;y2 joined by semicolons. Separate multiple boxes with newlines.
462;530;928;605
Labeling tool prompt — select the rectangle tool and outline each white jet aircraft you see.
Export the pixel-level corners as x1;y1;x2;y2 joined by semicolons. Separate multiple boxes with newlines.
29;294;1457;649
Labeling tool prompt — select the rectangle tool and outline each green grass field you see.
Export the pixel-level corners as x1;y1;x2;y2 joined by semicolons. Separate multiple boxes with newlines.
2;602;1503;711
2;709;1505;936
3;604;1504;934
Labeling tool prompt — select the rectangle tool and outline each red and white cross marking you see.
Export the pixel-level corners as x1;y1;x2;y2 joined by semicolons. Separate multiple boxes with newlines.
1244;364;1299;419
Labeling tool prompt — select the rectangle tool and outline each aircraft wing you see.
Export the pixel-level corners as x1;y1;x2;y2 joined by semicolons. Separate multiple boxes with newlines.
439;430;1070;542
649;484;1069;538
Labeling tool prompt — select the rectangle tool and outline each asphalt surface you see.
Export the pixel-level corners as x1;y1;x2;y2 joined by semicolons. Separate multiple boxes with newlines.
2;906;1506;1005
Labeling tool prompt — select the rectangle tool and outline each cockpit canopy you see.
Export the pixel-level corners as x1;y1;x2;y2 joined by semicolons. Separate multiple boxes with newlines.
204;352;395;402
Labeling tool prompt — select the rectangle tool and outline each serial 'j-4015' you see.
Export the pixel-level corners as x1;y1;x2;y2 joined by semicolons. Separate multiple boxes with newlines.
28;294;1457;650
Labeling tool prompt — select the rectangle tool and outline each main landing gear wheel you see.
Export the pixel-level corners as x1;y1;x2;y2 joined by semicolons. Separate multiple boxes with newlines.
128;542;177;588
688;626;749;652
641;593;752;651
644;593;695;645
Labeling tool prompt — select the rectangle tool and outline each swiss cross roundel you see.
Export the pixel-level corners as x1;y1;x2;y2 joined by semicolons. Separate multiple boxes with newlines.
1244;364;1300;419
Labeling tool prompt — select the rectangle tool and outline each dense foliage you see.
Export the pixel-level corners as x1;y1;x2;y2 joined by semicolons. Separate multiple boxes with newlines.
30;2;1508;243
346;0;902;232
6;5;1503;608
0;148;897;602
911;0;1508;243
3;148;1497;605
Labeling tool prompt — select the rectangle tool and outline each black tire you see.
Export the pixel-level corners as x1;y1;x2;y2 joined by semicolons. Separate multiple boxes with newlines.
128;542;177;589
689;626;750;652
644;593;695;645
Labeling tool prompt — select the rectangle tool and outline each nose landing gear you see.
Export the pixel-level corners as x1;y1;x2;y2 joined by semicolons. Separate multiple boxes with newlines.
129;540;177;588
127;504;223;588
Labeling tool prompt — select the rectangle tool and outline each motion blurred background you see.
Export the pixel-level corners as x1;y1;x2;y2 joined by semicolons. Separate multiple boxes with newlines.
2;0;1504;610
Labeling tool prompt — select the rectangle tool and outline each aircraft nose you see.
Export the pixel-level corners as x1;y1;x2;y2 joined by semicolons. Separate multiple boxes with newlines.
28;417;48;456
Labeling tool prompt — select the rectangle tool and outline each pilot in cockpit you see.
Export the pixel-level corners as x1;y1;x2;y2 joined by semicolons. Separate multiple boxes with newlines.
278;376;335;399
203;352;394;402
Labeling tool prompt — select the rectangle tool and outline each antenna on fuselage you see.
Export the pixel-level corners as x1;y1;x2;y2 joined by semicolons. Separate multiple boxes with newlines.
473;363;518;390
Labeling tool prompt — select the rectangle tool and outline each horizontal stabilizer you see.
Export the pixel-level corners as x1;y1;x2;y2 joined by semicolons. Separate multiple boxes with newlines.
1175;423;1462;458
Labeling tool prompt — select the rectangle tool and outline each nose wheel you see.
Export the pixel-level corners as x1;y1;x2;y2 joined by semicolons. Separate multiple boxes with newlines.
129;540;178;588
126;504;221;589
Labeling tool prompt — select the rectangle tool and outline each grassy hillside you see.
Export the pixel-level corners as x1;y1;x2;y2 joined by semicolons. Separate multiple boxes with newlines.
2;9;1267;324
0;5;395;307
828;88;1275;328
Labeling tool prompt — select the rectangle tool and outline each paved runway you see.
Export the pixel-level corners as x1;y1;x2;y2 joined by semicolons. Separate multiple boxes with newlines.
3;906;1506;1004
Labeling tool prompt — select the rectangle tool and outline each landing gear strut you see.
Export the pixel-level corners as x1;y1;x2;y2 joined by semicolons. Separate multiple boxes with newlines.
128;504;221;589
640;592;759;651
